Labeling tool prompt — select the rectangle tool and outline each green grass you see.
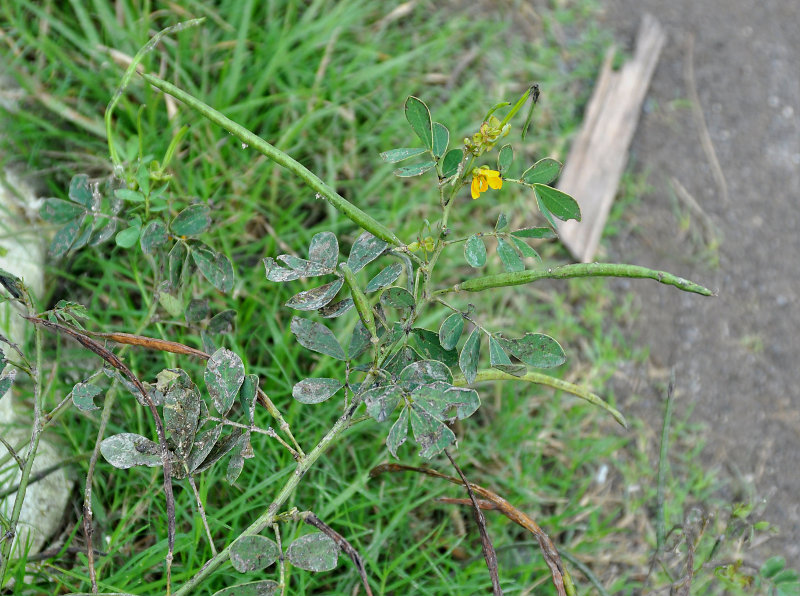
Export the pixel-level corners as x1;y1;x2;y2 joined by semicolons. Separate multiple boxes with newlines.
0;1;778;595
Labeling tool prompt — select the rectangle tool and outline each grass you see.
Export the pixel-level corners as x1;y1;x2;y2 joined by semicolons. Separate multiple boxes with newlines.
0;1;781;595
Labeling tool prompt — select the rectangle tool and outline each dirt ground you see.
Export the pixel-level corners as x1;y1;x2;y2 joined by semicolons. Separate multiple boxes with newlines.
595;0;800;566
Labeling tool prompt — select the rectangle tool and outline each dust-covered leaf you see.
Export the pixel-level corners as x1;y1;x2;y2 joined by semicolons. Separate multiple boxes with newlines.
365;263;403;293
70;380;103;412
208;309;236;334
412;381;479;422
239;374;259;426
286;532;339;572
140;220;168;254
498;333;566;368
226;432;251;484
291;317;346;360
292;378;344;404
497;237;524;272
204;348;245;415
495;213;508;232
171;204;211;236
307;231;339;269
383;346;422;379
193;245;235;293
380;286;415;309
363;384;403;422
511;236;541;261
432;122;449;158
438;313;464;351
386;406;409;457
464;234;487;268
348;319;371;360
411;328;458;367
533;184;581;222
168;242;188;289
0;369;17;398
459;328;481;385
187;425;223;472
40;198;85;223
380;147;428;163
398;359;452;391
405;96;433;149
521;158;562;185
489;336;512;367
347;232;387;273
285;277;343;311
211;580;280;596
68;174;94;207
162;369;202;458
185;299;210;323
230;535;280;572
51;218;84;257
409;403;456;458
394;161;436;177
100;433;162;469
193;428;244;474
319;298;354;318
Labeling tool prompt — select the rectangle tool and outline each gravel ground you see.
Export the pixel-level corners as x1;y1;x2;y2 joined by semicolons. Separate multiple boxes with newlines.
597;0;800;566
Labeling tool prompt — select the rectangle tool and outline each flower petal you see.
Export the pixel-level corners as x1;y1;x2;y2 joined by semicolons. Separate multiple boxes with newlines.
488;174;502;190
471;176;481;199
479;176;488;193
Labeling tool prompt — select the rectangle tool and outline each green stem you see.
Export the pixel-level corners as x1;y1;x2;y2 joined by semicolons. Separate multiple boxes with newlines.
435;263;713;297
452;369;627;428
140;73;402;247
0;312;44;584
172;403;360;596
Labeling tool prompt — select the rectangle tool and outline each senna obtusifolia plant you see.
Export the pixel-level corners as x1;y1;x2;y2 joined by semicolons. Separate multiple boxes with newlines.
0;21;713;596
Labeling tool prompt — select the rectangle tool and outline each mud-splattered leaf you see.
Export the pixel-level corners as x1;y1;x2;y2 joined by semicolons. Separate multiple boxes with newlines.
319;298;354;318
171;204;211;236
459;328;481;385
398;359;452;391
533;184;581;222
411;328;458;367
365;263;403;293
412;381;479;422
347;232;388;273
292;378;343;404
70;380;103;412
405;96;433;149
286;532;339;572
383;346;422;379
230;535;280;572
511;236;541;261
285;277;343;311
193;428;244;474
140;220;168;254
497;237;524;272
464;234;487;268
162;369;202;458
290;317;346;361
438;313;464;351
498;144;514;172
193;245;235;293
511;227;556;239
409;403;456;459
442;149;463;178
226;432;252;484
307;231;339;269
100;433;162;469
380;286;415;309
386;407;409;457
204;348;245;416
277;255;332;277
40;198;85;223
348;320;371;360
211;580;280;596
187;425;223;472
498;333;566;368
380;147;428;163
394;161;436;177
363;384;403;423
521;158;562;185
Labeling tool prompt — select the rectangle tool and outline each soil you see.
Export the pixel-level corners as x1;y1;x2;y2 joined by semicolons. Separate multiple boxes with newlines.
596;0;800;566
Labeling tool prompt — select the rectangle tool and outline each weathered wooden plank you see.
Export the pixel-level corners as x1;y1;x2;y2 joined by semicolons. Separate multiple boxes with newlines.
557;14;666;262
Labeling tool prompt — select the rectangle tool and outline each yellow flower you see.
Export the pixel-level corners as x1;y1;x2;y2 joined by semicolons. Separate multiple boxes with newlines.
470;166;502;200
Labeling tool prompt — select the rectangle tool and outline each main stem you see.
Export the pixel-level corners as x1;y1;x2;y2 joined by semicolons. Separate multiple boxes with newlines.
172;402;359;596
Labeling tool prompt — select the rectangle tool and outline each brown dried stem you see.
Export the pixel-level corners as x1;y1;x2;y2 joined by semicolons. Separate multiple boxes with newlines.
370;462;571;596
